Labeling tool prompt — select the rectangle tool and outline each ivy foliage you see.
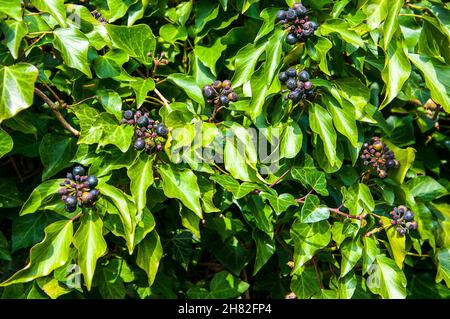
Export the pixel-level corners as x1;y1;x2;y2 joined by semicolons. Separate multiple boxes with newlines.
0;0;449;299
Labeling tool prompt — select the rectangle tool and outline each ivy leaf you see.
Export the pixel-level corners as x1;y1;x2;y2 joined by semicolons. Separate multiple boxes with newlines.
299;195;330;223
194;38;227;76
306;37;332;75
106;0;138;22
406;176;447;201
362;236;380;274
231;41;268;88
127;153;154;214
319;19;365;48
342;183;374;216
158;164;202;218
383;0;403;50
0;128;13;158
0;63;38;123
99;183;136;253
260;191;298;215
0;220;73;286
105;24;155;65
11;214;60;252
380;217;406;269
380;38;411;109
291;268;321;299
408;54;450;113
340;238;363;277
53;28;92;77
129;77;155;107
1;20;28;59
367;255;407;299
290;220;331;274
279;119;303;159
252;230;275;275
73;210;107;291
382;139;415;184
291;155;329;196
167;73;204;105
322;94;358;147
255;7;279;42
309;103;337;166
39;134;77;181
0;0;23;21
31;0;67;27
210;174;258;199
20;179;63;216
96;90;122;120
436;248;450;288
136;231;163;287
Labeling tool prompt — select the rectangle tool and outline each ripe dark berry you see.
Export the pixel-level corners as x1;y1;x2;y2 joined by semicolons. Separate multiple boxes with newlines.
228;92;239;102
286;68;297;77
65;196;77;207
203;85;216;99
298;70;310;81
155;123;169;137
86;175;98;188
156;144;164;152
81;192;95;205
134;138;146;150
123;110;133;120
278;72;288;83
404;211;414;221
72;166;85;177
398;205;406;214
293;3;307;18
136;116;149;128
286;78;297;90
90;189;100;199
65;204;77;213
212;80;222;90
397;227;406;236
222;80;231;88
276;9;286;21
288;89;301;102
309;21;318;30
286;33;298;45
286;9;297;20
408;221;418;230
219;95;229;106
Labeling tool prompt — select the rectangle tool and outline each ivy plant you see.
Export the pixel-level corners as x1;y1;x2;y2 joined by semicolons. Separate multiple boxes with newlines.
0;0;449;299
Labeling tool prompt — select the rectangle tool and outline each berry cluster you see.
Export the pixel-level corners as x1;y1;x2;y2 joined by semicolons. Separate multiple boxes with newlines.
58;166;99;213
276;3;318;45
389;205;418;236
121;109;169;153
92;10;107;24
278;68;314;102
203;80;238;108
361;137;399;179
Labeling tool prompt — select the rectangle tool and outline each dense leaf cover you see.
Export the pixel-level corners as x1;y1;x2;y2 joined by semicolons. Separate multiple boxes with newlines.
0;0;449;299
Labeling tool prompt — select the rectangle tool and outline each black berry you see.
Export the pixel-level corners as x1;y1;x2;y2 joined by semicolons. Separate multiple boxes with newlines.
155;123;169;137
134;138;146;150
72;166;85;177
123;110;133;120
86;175;98;188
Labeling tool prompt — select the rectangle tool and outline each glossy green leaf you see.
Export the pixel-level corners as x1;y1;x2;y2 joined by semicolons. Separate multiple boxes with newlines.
0;63;38;122
408;54;450;113
340;238;363;277
128;153;154;213
299;194;330;223
367;255;407;299
31;0;67;27
380;38;411;109
136;231;162;286
0;128;13;158
39;134;77;180
73;210;107;291
105;24;155;65
0;0;22;21
53;28;92;77
158;164;202;218
309;103;337;166
20;179;63;215
1;20;28;59
290;220;331;274
0;220;73;286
